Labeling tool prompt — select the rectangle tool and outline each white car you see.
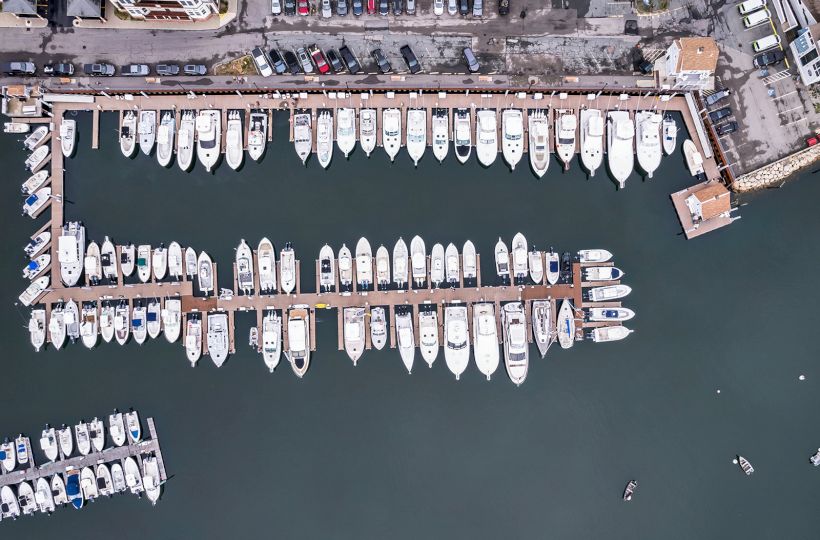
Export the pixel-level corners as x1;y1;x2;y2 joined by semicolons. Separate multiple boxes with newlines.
251;47;273;77
434;0;443;14
272;0;282;13
447;0;457;14
321;0;332;17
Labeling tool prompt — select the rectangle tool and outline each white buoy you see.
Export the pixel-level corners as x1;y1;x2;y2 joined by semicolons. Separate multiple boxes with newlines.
716;389;721;394
732;458;738;465
799;375;806;381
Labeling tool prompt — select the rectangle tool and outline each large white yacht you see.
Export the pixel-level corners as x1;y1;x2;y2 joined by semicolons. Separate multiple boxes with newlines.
316;110;333;169
236;239;254;295
293;112;312;164
156;112;176;168
635;111;662;178
580;108;604;176
476;109;498;167
355;237;373;290
287;306;311;377
395;310;415;374
196;109;221;172
502;302;528;386
247;111;268;162
207;312;230;367
418;309;439;367
262;311;281;372
472;303;499;380
338;243;353;289
370;307;387;350
557;299;575;349
359;108;377;156
445;243;459;285
554;109;577;170
444;304;470;380
258;237;277;293
185;315;202;366
343;307;366;366
430;243;445;287
453;108;472;164
501;109;524;171
280;243;296;294
432;109;449;162
406;108;426;166
393;237;409;288
60;118;76;158
225;110;244;171
382;108;402;161
511;232;528;281
607;110;635;188
532;299;553;358
58;221;85;287
319;244;335;292
410;235;426;287
528;109;549;178
494;237;510;280
176;111;195;171
336;107;356;158
375;246;390;289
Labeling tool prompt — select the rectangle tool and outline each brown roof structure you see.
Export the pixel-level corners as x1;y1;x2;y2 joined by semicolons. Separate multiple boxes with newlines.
675;37;719;73
693;182;730;220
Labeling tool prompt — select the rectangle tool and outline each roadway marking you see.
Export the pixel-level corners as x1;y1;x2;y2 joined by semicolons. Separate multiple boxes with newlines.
771;89;797;100
778;104;803;114
784;116;808;126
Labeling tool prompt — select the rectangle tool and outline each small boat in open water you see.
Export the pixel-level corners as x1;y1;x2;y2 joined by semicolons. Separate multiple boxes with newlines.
737;455;754;475
623;480;638;501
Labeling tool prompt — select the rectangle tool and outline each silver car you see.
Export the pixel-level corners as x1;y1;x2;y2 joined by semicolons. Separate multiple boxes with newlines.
434;0;443;13
472;0;481;15
296;47;314;73
448;0;457;14
321;0;332;16
271;0;282;13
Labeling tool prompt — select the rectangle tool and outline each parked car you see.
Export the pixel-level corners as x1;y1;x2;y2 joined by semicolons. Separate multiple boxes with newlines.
284;0;297;14
400;45;421;74
352;0;363;14
272;0;282;13
716;121;738;136
371;48;392;73
433;0;443;14
448;0;457;14
705;88;731;107
326;49;344;73
321;0;332;17
406;0;415;13
708;106;732;123
269;49;287;74
0;61;35;76
121;64;149;76
308;44;330;74
472;0;482;15
379;0;389;14
753;49;785;67
183;64;207;76
752;33;780;52
155;64;179;76
337;0;348;15
297;0;310;14
459;0;469;15
339;45;362;74
283;51;301;74
296;47;314;73
83;63;115;76
392;0;402;15
43;63;74;76
498;0;509;14
367;0;376;13
462;47;479;73
252;47;274;77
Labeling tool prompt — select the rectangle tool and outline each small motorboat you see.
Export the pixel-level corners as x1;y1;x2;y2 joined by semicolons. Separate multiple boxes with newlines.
108;411;126;447
22;169;49;195
502;302;528;386
590;325;633;343
167;241;183;279
683;139;705;177
355;237;373;291
1;484;20;518
319;244;336;292
462;240;477;282
18;275;49;307
207;312;230;367
453;108;472;164
162;298;182;343
262;311;282;372
432;109;449;162
528;109;549;178
0;440;15;473
293;112;312;164
74;421;91;456
343;307;366;366
584;266;624;281
49;304;67;350
511;232;528;281
370;307;387;351
501;109;524;171
587;307;635;322
15;435;29;465
136;244;152;283
554;109;577;170
152;244;168;281
23;186;51;218
66;468;83;509
120;111;137;158
120;243;136;277
578;249;613;263
35;477;55;513
138;109;157;156
430;243;445;287
114;301;130;345
737;455;754;475
29;309;46;351
111;463;127;494
494;238;510;280
185;246;197;278
88;417;104;453
18;481;37;516
662;114;677;155
236;239;254;295
473;303;499;380
395;309;415;374
359;108;377;157
418;309;439;368
196;109;221;172
445;243;459;285
635;110;662;179
83;241;102;285
587;284;632;302
336;107;356;158
156;112;176;168
132;302;147;344
125;409;141;443
316;110;333;169
197;251;214;295
580;108;604;177
185;315;203;366
79;302;99;349
225;110;244;170
280;243;296;294
339;244;353;289
392;238;409;288
476;109;498;167
410;235;426;288
59;222;87;286
23;254;50;280
623;480;638;501
532;300;552;358
811;449;820;467
248;111;268;162
96;463;114;497
286;306;311;377
406;108;426;166
101;237;118;280
146;298;162;339
529;248;543;284
444;304;470;380
376;245;391;289
382;108;402;162
57;424;73;458
258;238;277;293
606;110;635;188
64;300;80;342
557;299;575;349
24;231;51;258
4;122;29;134
24;125;49;150
176;110;195;171
143;455;162;505
51;474;68;506
124;456;144;495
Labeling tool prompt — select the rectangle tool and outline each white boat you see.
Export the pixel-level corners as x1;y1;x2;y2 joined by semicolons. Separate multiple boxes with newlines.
99;302;115;343
88;417;104;453
410;235;427;287
430;243;445;287
453;108;472;164
529;248;543;284
111;463;127;494
23;254;49;280
293;112;312;164
591;325;633;343
57;425;73;458
445;243;459;285
355;237;373;290
18;276;49;307
138;110;157;156
258;238;277;293
15;435;29;466
395;310;415;374
29;309;46;351
584;266;624;281
207;312;230;367
370;307;387;350
109;411;126;447
511;232;528;280
96;463;114;497
143;456;162;505
18;481;36;515
247;111;268;162
406;108;426;166
532;299;553;358
146;298;162;339
120;243;135;277
1;485;20;518
359;108;377;157
444;305;470;380
225;110;244;170
132;303;147;344
502;302;528;386
125;410;141;443
432;110;449;162
177;111;195;171
375;245;390;289
286;306;311;377
197;251;213;294
338;244;353;289
494;238;510;279
588;284;632;302
683;139;705;176
137;244;152;283
607;110;635;188
23;187;50;218
124;456;144;494
196;109;221;172
167;241;183;279
343;307;366;365
578;249;612;263
557;299;575;349
382;108;402;161
316;111;333;169
25;145;49;171
476;109;498;166
24;231;51;258
737;456;754;475
60;118;76;158
51;474;69;506
120;111;138;158
472;303;499;380
635;111;662;178
336;107;356;158
74;422;91;456
0;440;15;473
662;114;677;155
65;300;80;342
162;298;182;343
39;427;58;462
392;238;409;288
555;109;577;170
462;240;477;281
587;307;635;322
528;109;549;177
152;244;168;281
114;301;130;345
35;477;55;513
236;239;254;295
502;109;524;171
24;125;49;150
580;108;604;176
418;309;439;367
83;241;102;284
280;243;296;294
185;315;202;366
261;311;281;372
156;112;176;168
101;237;117;280
80;302;98;349
4;121;29;134
49;304;67;350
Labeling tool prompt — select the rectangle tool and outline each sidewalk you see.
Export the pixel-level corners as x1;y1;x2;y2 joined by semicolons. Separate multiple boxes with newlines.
0;13;48;28
72;0;235;29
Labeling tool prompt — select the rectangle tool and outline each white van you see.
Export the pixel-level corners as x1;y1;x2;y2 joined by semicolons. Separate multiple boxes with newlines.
752;33;781;52
738;0;766;14
743;7;771;27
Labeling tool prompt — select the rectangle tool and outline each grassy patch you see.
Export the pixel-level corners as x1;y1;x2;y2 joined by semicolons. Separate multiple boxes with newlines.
213;55;255;76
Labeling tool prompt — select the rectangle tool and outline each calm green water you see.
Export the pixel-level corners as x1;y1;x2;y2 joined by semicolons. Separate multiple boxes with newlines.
1;111;820;539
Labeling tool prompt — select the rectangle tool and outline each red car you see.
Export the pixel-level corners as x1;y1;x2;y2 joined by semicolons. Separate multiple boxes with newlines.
367;0;375;13
297;0;309;15
308;45;330;74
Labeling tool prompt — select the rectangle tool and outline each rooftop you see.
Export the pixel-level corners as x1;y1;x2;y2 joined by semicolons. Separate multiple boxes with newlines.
675;37;719;73
67;0;102;18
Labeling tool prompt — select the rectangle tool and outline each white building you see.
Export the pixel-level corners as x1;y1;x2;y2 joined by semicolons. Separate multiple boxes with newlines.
662;37;719;91
111;0;217;21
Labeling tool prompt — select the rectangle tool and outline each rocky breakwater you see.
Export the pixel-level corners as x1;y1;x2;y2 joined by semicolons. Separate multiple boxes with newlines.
734;144;820;192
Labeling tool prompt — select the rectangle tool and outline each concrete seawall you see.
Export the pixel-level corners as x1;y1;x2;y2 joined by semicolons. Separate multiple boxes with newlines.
734;144;820;192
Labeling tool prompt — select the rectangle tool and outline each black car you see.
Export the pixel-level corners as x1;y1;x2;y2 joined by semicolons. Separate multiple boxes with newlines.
43;63;74;76
716;121;738;136
183;64;207;76
269;49;287;74
392;0;402;14
283;50;301;74
1;61;36;75
284;0;297;14
753;49;785;68
83;63;115;76
371;48;392;74
498;0;508;14
379;0;388;14
339;45;362;74
352;0;363;14
705;88;731;107
337;0;348;14
399;45;421;74
155;64;180;76
326;49;344;73
458;0;468;14
708;106;732;123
